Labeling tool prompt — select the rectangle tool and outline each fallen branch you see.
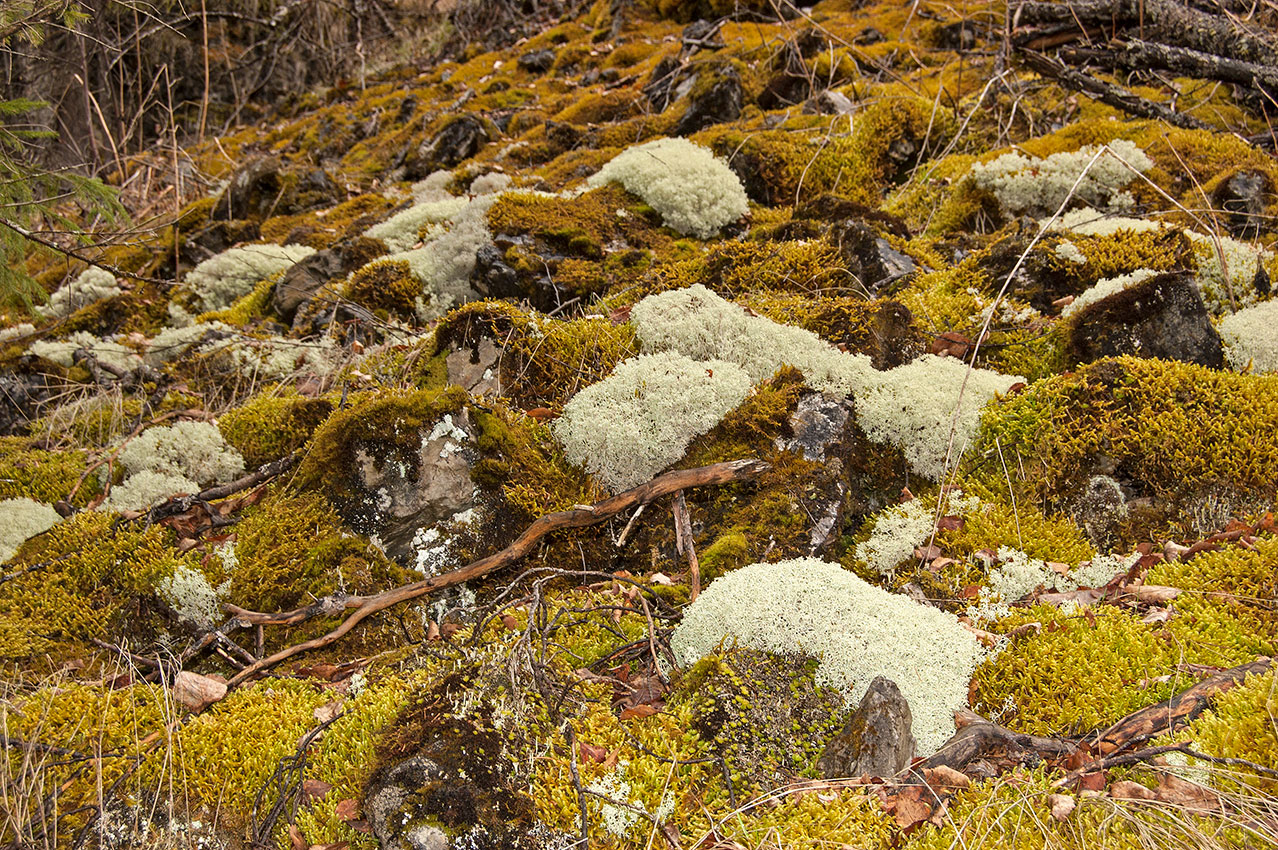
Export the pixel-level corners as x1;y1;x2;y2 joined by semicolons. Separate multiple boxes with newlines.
223;458;769;687
915;714;1077;776
1097;656;1274;752
1017;49;1213;130
672;492;701;601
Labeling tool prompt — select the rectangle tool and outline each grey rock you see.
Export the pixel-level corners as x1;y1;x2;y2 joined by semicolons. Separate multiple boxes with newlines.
805;89;855;115
272;249;343;320
819;676;916;779
778;394;851;462
1066;271;1224;368
446;338;502;397
517;48;556;73
365;757;446;850
1210;169;1269;239
354;408;477;564
673;63;743;135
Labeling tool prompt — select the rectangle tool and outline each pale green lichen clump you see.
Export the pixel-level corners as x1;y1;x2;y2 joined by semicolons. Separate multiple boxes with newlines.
553;351;752;490
39;266;121;318
0;498;62;562
1219;299;1278;372
173;242;316;323
587;137;749;238
970;139;1153;218
670;557;982;755
118;421;245;486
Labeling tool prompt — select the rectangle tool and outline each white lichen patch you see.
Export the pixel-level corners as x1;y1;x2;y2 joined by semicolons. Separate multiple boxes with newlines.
1061;268;1159;318
966;547;1140;622
855;491;983;577
670;557;983;756
0;499;62;563
586;137;749;239
1219;299;1278;372
969;139;1153;218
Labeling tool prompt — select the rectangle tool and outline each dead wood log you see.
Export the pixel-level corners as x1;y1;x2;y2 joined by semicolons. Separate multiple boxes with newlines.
222;458;769;688
915;717;1077;776
1063;38;1278;91
1012;0;1278;67
1097;655;1274;752
1018;49;1213;130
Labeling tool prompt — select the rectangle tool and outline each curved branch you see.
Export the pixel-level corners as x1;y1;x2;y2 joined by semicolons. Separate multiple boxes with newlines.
223;458;770;688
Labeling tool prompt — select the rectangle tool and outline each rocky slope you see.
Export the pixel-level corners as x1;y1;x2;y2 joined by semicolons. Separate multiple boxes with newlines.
0;1;1276;848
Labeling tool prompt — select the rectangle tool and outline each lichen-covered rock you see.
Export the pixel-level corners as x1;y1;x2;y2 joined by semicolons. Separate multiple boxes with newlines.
820;676;916;779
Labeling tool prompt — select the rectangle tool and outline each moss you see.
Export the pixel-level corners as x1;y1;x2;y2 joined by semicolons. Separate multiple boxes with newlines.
217;390;334;468
3;681;171;840
699;531;749;581
139;678;332;833
259;193;394;248
697;92;950;207
738;291;923;368
344;258;421;318
197;269;282;325
293;384;469;524
1177;669;1277;793
973;605;1195;736
58;280;172;337
0;436;100;505
0;511;198;664
225;489;407;613
470;403;601;517
972;357;1278;522
435;300;637;409
1145;536;1278;666
679;649;846;794
638;239;857;305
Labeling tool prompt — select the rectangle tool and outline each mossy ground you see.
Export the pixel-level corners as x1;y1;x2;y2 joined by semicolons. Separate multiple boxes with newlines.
3;0;1278;846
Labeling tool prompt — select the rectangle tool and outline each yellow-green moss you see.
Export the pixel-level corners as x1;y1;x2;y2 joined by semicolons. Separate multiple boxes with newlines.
217;390;333;469
0;511;197;663
3;681;171;840
1146;537;1278;666
974;357;1278;515
471;404;601;517
1178;669;1277;793
198;270;282;326
225;490;406;613
435;300;637;409
140;678;332;833
973;605;1194;736
0;436;100;505
344;258;421;318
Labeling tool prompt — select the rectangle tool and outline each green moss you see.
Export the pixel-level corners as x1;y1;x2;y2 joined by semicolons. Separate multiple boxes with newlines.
197;269;282;325
225;490;407;613
471;404;601;517
639;240;855;304
436;300;637;409
973;358;1278;521
0;511;197;664
3;681;171;840
700;531;749;581
140;678;332;833
259;193;394;248
1178;669;1277;793
739;291;923;367
0;436;100;505
1146;537;1278;665
217;390;332;469
973;605;1197;736
344;258;421;318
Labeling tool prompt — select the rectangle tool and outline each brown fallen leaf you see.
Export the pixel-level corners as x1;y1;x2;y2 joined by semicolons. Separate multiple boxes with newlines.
500;613;520;630
1155;772;1219;812
302;778;333;804
426;620;441;641
923;765;970;789
334;798;360;822
1110;780;1157;801
1047;793;1076;821
1130;585;1181;604
288;824;307;850
619;704;659;721
578;741;608;763
936;515;964;532
883;785;934;829
914;543;942;561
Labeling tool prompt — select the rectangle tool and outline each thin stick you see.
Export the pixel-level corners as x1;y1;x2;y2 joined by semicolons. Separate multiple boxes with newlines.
223;460;769;687
672;493;701;602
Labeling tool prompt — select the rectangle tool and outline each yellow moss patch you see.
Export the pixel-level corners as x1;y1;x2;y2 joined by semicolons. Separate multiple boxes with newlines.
0;437;100;504
344;258;421;318
217;390;333;469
